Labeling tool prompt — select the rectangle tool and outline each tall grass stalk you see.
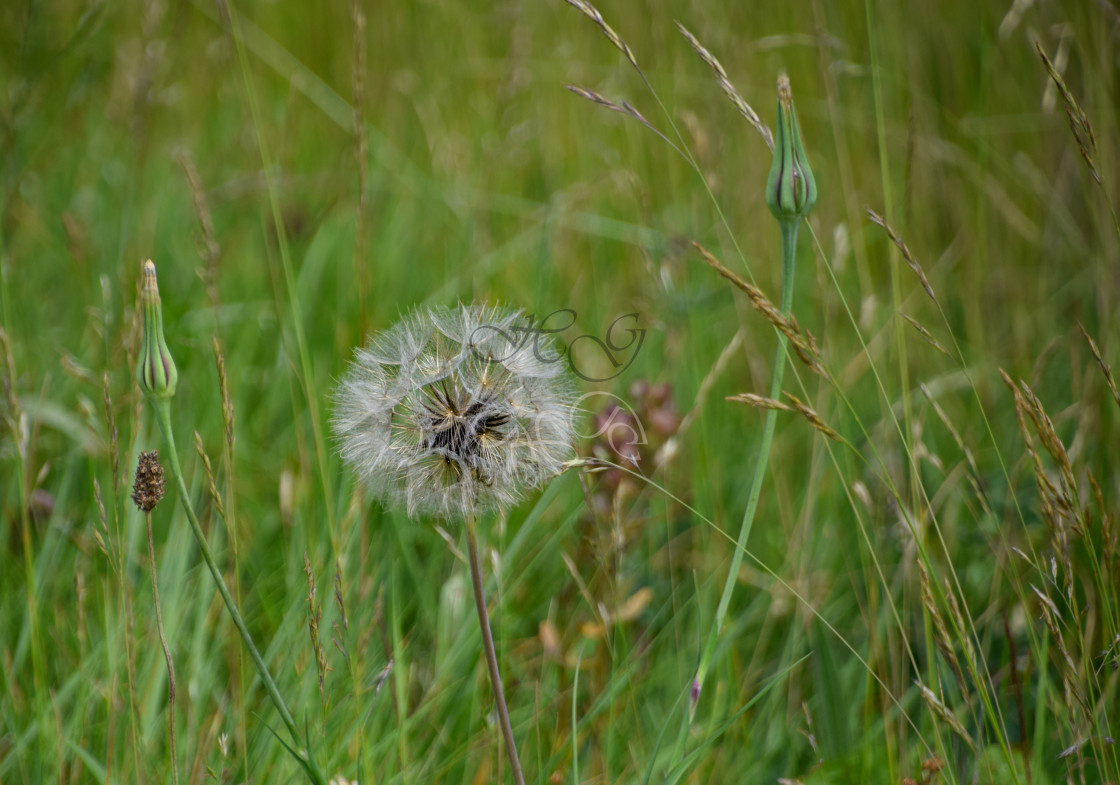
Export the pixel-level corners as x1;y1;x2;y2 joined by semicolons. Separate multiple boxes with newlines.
137;456;179;785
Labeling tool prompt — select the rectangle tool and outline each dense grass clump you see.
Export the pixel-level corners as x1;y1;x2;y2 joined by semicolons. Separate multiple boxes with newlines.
2;1;1118;783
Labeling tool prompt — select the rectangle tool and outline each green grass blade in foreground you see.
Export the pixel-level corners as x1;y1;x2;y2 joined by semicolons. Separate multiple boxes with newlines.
665;654;810;785
802;207;1033;773
580;457;929;752
221;0;339;556
572;645;583;785
641;676;691;785
150;400;328;785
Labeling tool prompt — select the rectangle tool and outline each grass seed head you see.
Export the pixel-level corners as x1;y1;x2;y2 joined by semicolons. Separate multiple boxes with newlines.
333;304;578;520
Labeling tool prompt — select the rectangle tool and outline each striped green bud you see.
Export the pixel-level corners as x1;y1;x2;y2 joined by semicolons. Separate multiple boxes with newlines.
765;73;817;221
137;260;178;401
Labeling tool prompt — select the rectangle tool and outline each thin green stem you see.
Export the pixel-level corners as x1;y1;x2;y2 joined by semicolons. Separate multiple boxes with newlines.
2;352;51;771
465;514;526;785
150;398;327;785
692;218;799;713
145;509;179;785
15;437;49;769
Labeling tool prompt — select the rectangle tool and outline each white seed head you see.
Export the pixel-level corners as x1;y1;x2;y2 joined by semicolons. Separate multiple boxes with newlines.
333;304;578;519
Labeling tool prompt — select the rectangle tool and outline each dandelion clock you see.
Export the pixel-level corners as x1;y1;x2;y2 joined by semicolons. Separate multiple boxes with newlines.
333;304;576;518
333;303;578;785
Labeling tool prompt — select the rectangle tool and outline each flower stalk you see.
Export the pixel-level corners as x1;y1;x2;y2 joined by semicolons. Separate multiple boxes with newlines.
132;451;179;785
334;305;577;782
137;260;327;785
692;74;815;719
466;515;526;785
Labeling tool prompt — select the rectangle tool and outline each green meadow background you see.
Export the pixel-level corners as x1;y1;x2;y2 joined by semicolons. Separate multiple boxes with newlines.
2;0;1119;782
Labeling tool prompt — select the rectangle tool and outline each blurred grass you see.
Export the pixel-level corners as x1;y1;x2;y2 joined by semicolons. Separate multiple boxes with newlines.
2;0;1119;783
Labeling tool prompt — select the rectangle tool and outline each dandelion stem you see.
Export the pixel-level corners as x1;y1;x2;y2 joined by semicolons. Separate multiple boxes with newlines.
465;514;526;785
150;398;328;785
145;508;179;785
693;217;799;714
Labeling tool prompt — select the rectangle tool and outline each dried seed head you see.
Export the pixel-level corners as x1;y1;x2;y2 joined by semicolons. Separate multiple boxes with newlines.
333;304;578;520
131;450;166;512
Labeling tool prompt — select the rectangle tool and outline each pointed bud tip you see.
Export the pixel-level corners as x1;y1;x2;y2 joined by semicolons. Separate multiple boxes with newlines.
142;260;159;298
777;72;791;105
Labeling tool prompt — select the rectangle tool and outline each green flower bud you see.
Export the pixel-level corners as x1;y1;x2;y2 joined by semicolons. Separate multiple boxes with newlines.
137;260;178;400
765;73;817;221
